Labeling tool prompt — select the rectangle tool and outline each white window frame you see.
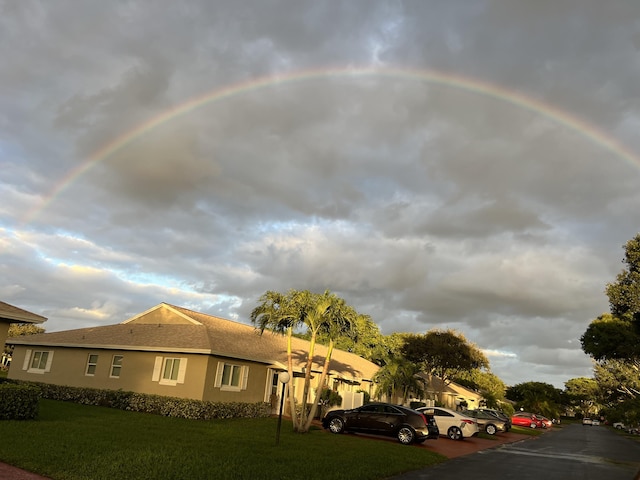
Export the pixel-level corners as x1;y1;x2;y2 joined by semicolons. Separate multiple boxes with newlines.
22;349;54;374
152;356;187;386
214;362;249;391
110;355;123;378
85;354;99;376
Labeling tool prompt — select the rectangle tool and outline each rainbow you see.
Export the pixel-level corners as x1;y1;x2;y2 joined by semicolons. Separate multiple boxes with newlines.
21;65;640;224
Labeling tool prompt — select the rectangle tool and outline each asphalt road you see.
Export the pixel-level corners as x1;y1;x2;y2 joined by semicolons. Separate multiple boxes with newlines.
392;424;640;480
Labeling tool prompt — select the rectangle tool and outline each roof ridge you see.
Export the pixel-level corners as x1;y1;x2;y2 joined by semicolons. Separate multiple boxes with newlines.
0;301;47;323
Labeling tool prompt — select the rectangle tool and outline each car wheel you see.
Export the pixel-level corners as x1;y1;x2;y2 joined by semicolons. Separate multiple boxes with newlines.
447;426;463;440
485;424;497;435
397;426;415;445
530;423;537;429
328;417;345;434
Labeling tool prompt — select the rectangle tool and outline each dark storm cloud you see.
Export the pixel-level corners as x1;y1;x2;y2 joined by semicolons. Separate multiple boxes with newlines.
2;0;640;387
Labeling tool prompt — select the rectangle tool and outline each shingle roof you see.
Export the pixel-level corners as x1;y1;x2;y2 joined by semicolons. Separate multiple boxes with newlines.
0;301;47;324
8;302;378;381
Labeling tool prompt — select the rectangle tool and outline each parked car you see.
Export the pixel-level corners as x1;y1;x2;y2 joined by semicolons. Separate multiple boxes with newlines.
462;409;508;435
591;419;600;426
322;402;439;445
512;412;543;428
582;417;593;426
417;406;480;440
477;408;512;431
613;422;626;429
536;415;553;428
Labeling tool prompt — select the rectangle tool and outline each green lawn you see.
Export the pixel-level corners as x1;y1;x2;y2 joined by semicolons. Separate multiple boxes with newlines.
0;400;446;480
510;425;544;436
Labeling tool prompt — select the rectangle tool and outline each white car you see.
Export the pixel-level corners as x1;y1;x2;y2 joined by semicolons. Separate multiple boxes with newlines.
613;422;626;429
591;419;600;426
417;406;480;440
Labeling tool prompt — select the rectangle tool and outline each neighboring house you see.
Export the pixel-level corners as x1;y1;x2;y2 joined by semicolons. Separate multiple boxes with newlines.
412;373;485;410
7;303;378;411
1;301;47;360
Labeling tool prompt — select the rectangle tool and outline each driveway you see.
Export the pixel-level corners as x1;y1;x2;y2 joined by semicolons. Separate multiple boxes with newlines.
392;424;640;480
419;430;531;458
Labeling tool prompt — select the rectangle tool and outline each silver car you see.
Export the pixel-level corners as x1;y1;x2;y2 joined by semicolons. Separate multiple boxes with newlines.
462;409;508;435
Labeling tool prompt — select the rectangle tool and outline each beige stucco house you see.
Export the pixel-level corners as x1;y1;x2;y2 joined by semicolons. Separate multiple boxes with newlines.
7;303;378;410
414;373;485;410
1;301;47;366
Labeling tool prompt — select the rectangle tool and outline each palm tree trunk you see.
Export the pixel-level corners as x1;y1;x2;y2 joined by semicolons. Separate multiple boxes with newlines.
285;326;300;431
299;330;317;429
304;340;334;431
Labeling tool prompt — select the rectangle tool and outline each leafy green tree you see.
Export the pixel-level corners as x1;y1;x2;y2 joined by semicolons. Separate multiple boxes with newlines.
506;381;563;418
454;370;507;409
582;234;640;361
8;324;45;336
581;313;640;361
402;329;489;403
594;358;640;402
251;289;360;433
564;377;601;416
606;233;640;323
4;323;46;356
580;234;640;422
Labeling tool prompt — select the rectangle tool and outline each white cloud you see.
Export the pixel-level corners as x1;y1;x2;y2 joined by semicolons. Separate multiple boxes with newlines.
2;0;639;389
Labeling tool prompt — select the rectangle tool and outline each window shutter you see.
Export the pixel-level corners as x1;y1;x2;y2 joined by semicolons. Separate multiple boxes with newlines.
152;356;163;381
23;349;32;370
241;366;249;390
177;358;187;384
214;362;224;387
44;351;54;372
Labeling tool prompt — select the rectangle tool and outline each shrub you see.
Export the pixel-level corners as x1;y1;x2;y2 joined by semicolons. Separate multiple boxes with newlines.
13;381;270;420
357;389;370;404
0;383;40;420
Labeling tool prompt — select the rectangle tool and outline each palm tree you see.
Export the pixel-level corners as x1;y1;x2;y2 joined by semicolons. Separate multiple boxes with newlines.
252;289;361;433
251;290;306;431
302;295;359;431
373;358;424;404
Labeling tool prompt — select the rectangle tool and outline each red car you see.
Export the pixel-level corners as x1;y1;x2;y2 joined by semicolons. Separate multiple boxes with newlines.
511;412;543;428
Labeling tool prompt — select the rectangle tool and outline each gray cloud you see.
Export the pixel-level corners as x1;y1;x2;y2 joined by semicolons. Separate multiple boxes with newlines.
3;0;640;388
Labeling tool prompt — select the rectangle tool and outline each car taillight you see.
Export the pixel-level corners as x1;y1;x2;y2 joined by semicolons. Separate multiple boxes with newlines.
419;413;428;425
462;419;475;425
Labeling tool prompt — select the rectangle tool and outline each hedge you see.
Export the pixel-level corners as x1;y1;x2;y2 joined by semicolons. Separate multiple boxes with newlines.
0;383;41;420
11;381;271;420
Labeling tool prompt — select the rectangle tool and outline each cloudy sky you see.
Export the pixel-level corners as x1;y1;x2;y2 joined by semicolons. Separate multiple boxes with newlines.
2;1;640;388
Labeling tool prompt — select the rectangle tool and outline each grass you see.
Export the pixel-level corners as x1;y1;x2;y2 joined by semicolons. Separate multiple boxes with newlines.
509;425;544;436
0;400;446;480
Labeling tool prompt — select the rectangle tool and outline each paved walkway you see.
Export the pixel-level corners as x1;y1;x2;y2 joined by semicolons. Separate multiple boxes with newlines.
0;462;50;479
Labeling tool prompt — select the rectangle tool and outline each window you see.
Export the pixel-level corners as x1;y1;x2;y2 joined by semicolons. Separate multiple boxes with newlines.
22;349;54;374
85;354;99;375
163;358;181;381
214;362;248;391
152;356;187;386
110;355;123;378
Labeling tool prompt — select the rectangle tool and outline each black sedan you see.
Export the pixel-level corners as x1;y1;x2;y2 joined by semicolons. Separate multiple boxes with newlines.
322;402;439;445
